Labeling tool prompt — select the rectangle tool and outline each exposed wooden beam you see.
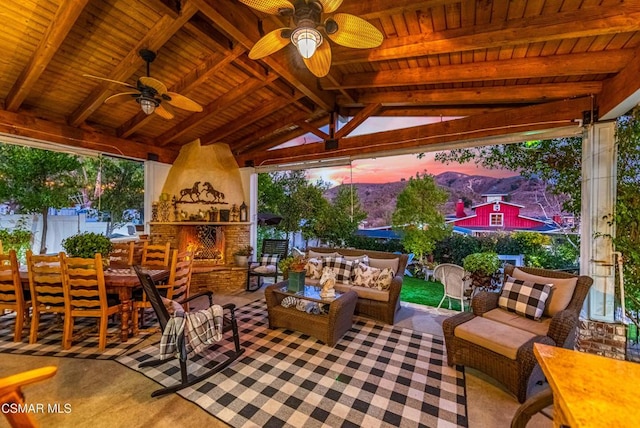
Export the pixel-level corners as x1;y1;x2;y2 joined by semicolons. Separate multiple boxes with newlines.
239;117;330;157
190;0;334;111
201;97;301;145
334;104;382;140
157;77;275;146
237;97;591;166
347;82;603;107
598;45;640;120
0;109;177;163
294;120;329;140
5;0;89;112
339;0;457;20
230;110;310;155
326;51;633;90
343;106;511;117
69;1;199;127
332;5;640;65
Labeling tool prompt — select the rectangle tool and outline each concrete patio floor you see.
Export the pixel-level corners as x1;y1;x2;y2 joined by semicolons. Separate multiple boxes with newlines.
1;287;552;427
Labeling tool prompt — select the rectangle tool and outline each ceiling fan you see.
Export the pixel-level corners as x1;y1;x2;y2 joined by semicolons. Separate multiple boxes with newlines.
83;49;203;119
241;0;383;77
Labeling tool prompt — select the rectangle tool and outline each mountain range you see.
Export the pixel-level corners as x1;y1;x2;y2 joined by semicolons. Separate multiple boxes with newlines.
324;172;558;228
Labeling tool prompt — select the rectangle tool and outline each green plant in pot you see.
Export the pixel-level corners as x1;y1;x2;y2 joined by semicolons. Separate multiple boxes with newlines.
279;255;307;292
462;252;501;291
233;245;253;267
62;232;113;267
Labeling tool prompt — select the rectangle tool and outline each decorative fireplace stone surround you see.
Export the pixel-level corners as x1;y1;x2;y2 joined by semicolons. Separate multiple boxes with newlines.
149;222;250;293
148;141;252;293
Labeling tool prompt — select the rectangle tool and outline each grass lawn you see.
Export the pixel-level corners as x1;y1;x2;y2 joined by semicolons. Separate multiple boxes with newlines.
400;276;464;311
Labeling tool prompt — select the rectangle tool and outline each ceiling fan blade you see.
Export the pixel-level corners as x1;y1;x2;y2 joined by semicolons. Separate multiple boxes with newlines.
303;41;331;78
104;92;139;104
83;74;136;89
238;0;294;15
326;13;384;49
165;92;203;112
317;0;343;13
249;28;292;59
139;76;167;95
155;103;174;120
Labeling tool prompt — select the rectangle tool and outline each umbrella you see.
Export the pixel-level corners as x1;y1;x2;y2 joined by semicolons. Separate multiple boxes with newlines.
257;212;283;226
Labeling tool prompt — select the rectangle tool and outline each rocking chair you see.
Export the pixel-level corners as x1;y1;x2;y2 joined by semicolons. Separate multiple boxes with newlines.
132;265;244;397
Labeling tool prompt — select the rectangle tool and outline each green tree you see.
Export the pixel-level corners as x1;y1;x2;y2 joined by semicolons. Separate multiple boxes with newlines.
0;144;81;254
314;185;367;246
81;156;144;236
258;170;328;243
392;172;451;262
608;109;640;316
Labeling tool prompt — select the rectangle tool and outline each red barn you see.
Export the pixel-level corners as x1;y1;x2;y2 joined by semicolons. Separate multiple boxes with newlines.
447;195;554;235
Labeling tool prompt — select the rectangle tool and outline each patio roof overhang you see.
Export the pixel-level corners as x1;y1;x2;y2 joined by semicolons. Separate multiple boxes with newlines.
0;1;638;164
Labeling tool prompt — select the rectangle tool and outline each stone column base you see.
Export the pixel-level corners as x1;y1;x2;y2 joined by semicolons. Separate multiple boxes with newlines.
576;319;627;360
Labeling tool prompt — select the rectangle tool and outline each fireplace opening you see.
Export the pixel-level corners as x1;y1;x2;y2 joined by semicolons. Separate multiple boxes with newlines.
178;225;225;263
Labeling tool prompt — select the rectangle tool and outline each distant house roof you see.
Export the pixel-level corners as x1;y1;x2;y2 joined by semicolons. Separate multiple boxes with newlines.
470;201;525;209
452;223;561;235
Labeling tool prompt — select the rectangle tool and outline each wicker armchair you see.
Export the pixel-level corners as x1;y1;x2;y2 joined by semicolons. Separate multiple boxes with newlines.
442;264;593;403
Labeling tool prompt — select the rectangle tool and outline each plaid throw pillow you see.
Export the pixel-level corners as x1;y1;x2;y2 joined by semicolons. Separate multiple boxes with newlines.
259;254;279;266
499;276;552;321
321;257;354;283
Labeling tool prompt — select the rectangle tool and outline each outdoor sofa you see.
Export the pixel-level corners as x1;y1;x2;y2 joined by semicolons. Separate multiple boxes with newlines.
303;247;409;324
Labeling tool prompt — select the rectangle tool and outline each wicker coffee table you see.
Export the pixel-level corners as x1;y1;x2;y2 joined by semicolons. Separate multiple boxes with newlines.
265;282;357;346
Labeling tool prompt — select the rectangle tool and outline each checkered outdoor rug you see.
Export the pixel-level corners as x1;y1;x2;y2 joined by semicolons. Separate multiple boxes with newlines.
0;312;153;360
118;300;468;428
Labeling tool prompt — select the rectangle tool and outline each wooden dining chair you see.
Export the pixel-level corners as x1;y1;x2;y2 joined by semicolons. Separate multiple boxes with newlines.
166;250;194;304
26;251;65;344
141;242;171;267
133;250;193;328
60;253;120;351
131;240;146;265
109;241;135;266
0;250;30;342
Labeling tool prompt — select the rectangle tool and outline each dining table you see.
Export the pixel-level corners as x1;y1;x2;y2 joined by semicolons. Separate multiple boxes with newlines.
20;265;170;342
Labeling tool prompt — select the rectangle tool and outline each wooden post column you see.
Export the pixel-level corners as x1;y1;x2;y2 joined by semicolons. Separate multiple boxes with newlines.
580;121;617;322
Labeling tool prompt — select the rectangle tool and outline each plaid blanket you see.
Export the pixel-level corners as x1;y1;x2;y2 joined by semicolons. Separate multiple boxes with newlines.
159;305;224;361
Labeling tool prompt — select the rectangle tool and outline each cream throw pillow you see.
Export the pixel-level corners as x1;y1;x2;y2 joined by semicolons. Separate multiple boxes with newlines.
352;264;379;288
305;257;323;279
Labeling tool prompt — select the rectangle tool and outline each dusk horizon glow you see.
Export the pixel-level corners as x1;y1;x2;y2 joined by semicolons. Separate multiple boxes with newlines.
306;152;518;188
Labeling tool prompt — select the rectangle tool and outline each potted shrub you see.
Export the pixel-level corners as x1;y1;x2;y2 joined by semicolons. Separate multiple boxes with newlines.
233;245;253;267
462;252;501;291
62;232;113;267
279;255;307;292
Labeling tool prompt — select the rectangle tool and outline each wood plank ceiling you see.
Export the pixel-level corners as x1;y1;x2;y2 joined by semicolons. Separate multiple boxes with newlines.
0;0;638;167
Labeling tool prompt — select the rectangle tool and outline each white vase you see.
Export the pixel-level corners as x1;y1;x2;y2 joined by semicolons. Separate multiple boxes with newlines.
234;255;248;267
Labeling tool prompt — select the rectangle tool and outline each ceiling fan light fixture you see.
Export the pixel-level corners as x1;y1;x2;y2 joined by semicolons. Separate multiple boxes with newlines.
139;97;158;115
291;27;322;59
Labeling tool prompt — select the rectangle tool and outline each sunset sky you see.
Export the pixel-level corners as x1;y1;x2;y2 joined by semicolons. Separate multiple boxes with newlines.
306;153;517;187
297;116;518;187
